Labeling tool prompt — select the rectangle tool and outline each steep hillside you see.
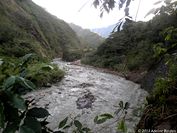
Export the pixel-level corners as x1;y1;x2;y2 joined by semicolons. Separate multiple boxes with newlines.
83;13;177;73
0;0;83;61
69;23;104;49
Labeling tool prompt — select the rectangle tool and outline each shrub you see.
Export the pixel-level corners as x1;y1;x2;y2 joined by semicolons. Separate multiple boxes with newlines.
26;63;64;87
0;54;64;87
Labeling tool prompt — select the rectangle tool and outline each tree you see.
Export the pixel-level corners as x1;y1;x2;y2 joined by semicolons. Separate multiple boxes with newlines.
93;0;177;18
92;0;177;31
93;0;132;17
92;0;134;31
145;0;177;17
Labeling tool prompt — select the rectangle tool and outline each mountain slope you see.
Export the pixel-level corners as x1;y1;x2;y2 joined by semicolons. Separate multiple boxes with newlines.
69;23;104;49
83;13;177;72
0;0;83;61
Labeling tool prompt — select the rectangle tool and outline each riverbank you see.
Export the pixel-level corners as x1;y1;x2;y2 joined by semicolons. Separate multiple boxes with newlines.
79;58;177;131
72;60;147;84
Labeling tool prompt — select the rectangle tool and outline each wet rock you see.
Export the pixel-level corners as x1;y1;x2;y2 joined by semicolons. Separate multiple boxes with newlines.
76;83;94;88
76;91;96;109
45;83;52;87
141;59;168;92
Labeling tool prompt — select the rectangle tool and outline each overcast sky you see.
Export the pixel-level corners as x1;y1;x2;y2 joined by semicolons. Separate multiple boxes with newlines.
32;0;159;29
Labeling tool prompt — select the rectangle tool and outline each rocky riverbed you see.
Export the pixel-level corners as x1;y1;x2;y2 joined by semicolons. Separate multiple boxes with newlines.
24;59;148;133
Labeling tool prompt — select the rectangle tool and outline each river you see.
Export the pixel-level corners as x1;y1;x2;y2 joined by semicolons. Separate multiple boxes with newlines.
24;58;148;133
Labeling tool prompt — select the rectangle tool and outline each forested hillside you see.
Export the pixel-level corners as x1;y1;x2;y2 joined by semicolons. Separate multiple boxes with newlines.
82;12;177;74
0;0;85;61
69;23;104;49
82;4;177;130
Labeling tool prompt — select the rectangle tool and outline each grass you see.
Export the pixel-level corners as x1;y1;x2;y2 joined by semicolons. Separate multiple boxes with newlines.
0;0;84;61
0;55;64;88
26;63;64;87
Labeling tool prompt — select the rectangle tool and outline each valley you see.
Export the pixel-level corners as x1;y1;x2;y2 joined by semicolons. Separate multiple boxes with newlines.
0;0;177;132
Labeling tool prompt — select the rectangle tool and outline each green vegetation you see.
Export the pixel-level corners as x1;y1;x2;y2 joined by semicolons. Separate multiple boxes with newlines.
0;0;132;132
0;68;129;133
82;11;177;72
0;75;49;133
26;63;64;87
1;0;177;132
0;54;64;88
83;2;177;130
0;53;65;133
0;0;85;61
136;26;177;130
69;23;104;50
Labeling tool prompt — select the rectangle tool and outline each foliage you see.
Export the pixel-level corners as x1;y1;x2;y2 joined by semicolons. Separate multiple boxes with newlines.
141;26;177;106
93;0;132;17
0;19;43;57
145;0;177;18
0;0;84;61
151;54;177;105
126;40;154;70
94;113;113;124
0;53;132;132
117;120;127;133
0;54;64;88
26;63;64;87
0;65;50;133
62;50;82;62
0;78;51;132
53;101;129;133
0;53;65;133
93;101;129;133
138;25;177;130
153;27;177;58
69;23;104;49
56;115;91;133
83;9;177;73
0;56;133;133
92;0;136;32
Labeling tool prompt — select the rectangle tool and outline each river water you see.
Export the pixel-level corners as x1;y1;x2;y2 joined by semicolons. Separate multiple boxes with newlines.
24;59;148;133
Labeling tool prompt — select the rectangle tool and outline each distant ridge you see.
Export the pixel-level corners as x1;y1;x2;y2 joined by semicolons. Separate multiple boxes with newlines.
91;24;116;38
69;23;104;48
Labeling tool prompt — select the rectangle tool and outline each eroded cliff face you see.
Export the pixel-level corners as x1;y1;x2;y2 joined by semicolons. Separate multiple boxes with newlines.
136;57;177;131
140;59;168;92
